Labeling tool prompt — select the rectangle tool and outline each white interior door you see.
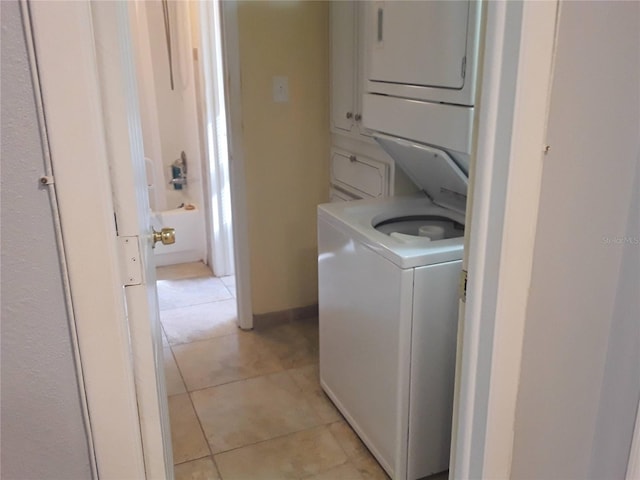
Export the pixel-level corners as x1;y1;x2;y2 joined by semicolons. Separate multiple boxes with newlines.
28;0;173;476
90;2;173;478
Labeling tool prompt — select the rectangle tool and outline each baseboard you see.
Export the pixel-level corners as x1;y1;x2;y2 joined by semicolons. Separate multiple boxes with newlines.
252;304;319;330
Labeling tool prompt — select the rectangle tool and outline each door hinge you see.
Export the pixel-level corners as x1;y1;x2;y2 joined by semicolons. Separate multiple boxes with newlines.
118;236;143;287
461;56;467;79
459;269;468;303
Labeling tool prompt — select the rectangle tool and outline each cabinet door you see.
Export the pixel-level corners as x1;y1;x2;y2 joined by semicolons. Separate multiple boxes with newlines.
354;1;371;138
330;1;356;133
331;150;388;198
367;1;469;89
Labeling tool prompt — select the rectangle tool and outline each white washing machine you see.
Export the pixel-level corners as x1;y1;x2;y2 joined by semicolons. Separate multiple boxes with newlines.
318;135;467;480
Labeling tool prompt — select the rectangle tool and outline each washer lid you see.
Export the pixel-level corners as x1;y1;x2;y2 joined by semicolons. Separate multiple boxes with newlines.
374;133;468;214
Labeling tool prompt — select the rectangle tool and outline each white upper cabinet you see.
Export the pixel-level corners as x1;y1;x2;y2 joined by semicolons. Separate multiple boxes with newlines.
364;1;481;107
330;1;357;133
329;1;395;198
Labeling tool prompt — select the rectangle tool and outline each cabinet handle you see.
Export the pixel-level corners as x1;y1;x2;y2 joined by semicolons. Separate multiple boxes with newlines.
346;112;353;119
349;155;357;163
354;113;362;121
377;6;384;43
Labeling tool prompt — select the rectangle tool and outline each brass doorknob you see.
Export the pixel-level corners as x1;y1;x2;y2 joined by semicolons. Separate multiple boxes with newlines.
152;227;175;248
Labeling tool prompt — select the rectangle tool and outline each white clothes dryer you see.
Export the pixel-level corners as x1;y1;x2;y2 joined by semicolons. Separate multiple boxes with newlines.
318;135;467;480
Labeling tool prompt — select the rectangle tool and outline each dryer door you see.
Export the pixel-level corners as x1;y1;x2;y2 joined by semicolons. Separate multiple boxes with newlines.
368;1;469;90
363;1;481;107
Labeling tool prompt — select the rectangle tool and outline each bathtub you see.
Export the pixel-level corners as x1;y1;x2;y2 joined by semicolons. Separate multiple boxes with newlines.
153;204;207;267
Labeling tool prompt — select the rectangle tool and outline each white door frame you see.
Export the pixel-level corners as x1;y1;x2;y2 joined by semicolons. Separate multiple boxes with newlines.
452;2;559;478
197;0;235;279
219;0;254;330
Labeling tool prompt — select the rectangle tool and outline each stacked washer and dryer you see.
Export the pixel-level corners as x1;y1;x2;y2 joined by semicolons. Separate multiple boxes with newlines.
318;2;482;480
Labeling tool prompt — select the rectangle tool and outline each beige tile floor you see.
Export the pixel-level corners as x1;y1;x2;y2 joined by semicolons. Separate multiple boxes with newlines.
157;262;446;480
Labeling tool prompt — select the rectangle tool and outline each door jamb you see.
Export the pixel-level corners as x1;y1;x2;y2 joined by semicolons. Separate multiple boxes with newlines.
197;0;235;279
452;2;559;478
219;1;254;330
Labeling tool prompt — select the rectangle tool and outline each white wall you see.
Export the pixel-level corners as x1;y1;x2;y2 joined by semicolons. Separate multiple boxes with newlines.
144;0;204;212
511;2;640;478
0;2;93;478
137;1;207;266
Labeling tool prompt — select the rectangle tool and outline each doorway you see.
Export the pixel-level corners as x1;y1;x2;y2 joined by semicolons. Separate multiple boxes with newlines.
129;2;391;478
130;0;243;347
130;0;236;292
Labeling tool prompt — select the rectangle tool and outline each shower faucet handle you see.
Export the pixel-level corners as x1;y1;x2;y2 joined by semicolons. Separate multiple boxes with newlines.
169;177;187;186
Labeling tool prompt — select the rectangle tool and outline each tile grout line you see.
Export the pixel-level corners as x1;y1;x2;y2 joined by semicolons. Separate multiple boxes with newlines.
281;367;327;427
182;370;283;396
177;359;322;396
168;329;241;350
169;330;224;477
179;361;328;457
159;277;326;478
186;389;220;475
171;325;287;391
170;322;318;393
158;267;228;477
155;261;213;281
157;275;216;283
211;422;333;459
324;422;358;472
168;344;223;474
167;344;189;396
160;322;170;349
166;313;315;351
158;295;235;313
185;367;320;479
167;339;215;470
221;280;235;298
159;294;236;310
172;453;210;467
191;369;331;459
324;421;391;480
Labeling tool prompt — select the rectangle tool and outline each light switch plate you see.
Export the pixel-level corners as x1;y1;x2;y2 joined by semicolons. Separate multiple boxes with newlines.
272;76;289;103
